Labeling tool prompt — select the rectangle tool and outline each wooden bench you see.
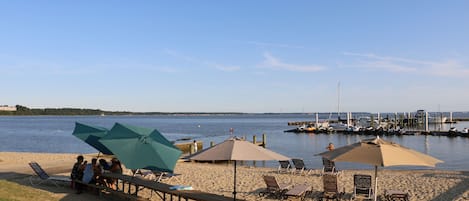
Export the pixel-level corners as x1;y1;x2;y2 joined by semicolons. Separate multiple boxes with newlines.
103;172;244;201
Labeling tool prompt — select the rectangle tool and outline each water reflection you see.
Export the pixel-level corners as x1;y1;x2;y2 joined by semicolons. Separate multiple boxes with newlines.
424;135;429;154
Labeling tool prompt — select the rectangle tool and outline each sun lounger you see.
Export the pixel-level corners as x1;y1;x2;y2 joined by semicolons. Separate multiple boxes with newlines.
284;184;312;201
291;158;313;175
278;160;292;174
322;157;340;175
385;189;410;201
259;175;291;199
133;169;181;183
351;174;374;200
320;174;344;201
28;161;71;187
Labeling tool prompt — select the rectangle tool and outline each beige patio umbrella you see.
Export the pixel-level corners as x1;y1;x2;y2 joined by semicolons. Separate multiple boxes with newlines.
189;137;290;200
317;136;443;201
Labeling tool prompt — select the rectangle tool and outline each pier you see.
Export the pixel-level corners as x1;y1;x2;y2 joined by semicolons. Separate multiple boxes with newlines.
176;134;267;154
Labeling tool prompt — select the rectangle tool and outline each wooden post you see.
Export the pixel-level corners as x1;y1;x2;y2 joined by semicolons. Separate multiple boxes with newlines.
316;112;319;128
253;135;257;144
210;141;214;147
377;112;380;124
425;111;429;132
262;133;266;148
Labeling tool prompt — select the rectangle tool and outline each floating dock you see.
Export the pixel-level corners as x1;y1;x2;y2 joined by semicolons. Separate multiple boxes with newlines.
285;129;469;138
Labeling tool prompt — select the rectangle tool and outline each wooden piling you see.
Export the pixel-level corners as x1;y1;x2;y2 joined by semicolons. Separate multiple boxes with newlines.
262;133;266;148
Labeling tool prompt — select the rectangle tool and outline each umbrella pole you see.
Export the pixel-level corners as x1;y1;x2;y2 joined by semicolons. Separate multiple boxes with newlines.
374;165;378;201
233;161;237;201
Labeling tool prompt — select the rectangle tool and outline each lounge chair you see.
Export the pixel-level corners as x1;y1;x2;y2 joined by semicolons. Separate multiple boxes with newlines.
278;160;292;174
133;169;181;183
320;174;343;201
350;174;374;201
291;158;313;175
284;184;313;201
28;161;71;187
385;189;410;201
322;157;340;175
259;175;291;199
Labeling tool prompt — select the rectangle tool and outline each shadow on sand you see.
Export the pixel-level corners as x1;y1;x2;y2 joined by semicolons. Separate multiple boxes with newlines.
423;171;469;201
0;172;124;201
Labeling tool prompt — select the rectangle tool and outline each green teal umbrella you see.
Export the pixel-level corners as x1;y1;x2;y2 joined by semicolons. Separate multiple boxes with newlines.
72;122;113;155
98;123;182;173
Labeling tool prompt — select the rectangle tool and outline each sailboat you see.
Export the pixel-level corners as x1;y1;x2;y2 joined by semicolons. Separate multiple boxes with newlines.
327;82;350;131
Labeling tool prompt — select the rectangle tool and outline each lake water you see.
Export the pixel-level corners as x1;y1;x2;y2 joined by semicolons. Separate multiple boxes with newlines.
1;114;468;171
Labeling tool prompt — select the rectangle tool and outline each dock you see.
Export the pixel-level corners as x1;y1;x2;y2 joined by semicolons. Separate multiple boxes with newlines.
285;128;469;138
176;134;267;155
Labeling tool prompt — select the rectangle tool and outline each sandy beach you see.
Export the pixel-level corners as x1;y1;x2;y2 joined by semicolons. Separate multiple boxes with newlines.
1;152;469;201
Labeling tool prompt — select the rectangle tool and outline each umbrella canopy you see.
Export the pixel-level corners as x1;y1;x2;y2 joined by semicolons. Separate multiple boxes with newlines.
318;137;442;167
317;136;443;201
190;137;290;161
189;138;290;200
98;123;182;173
72;122;113;155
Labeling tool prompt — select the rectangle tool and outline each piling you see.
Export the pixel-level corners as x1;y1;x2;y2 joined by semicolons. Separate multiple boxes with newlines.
315;113;319;129
251;134;266;147
425;111;429;132
262;133;266;148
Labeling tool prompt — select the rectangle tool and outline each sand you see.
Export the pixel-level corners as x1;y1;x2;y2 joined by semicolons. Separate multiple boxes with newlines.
1;152;469;201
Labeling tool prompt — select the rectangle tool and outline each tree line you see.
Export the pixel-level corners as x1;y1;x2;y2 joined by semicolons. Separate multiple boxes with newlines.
0;105;243;116
0;105;125;116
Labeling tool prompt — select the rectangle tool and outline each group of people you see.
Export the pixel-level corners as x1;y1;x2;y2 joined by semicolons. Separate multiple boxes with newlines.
70;155;123;194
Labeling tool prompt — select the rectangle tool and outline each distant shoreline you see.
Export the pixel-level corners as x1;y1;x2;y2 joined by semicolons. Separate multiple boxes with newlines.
1;105;469;116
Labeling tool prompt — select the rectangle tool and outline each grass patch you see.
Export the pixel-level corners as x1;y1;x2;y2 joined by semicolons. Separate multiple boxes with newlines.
0;180;59;201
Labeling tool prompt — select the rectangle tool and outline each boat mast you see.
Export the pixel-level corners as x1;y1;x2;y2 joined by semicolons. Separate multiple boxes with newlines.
337;81;341;120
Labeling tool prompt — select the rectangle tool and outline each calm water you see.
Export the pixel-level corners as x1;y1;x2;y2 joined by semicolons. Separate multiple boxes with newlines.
1;114;468;171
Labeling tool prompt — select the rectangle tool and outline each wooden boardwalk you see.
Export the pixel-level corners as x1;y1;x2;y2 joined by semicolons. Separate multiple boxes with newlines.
103;172;244;201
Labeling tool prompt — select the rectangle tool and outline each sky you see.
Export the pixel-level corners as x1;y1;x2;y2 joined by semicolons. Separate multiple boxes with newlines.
0;1;468;113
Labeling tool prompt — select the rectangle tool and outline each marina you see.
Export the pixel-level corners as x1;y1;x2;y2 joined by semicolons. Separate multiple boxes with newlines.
286;110;469;137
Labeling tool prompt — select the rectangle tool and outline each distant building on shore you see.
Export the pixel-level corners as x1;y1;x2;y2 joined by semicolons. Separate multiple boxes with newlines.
0;105;17;111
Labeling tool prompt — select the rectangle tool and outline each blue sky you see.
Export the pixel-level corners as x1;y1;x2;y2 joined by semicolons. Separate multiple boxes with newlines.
1;1;468;113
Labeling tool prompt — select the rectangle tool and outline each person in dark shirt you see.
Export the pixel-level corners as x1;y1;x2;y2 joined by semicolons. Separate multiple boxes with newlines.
99;159;111;170
70;155;85;194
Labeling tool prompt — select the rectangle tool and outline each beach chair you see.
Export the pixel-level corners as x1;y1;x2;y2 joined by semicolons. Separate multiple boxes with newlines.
284;184;313;201
134;169;181;183
350;174;374;201
259;175;291;199
278;160;292;174
320;174;343;201
385;189;410;201
322;157;339;175
291;158;313;175
28;161;71;187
